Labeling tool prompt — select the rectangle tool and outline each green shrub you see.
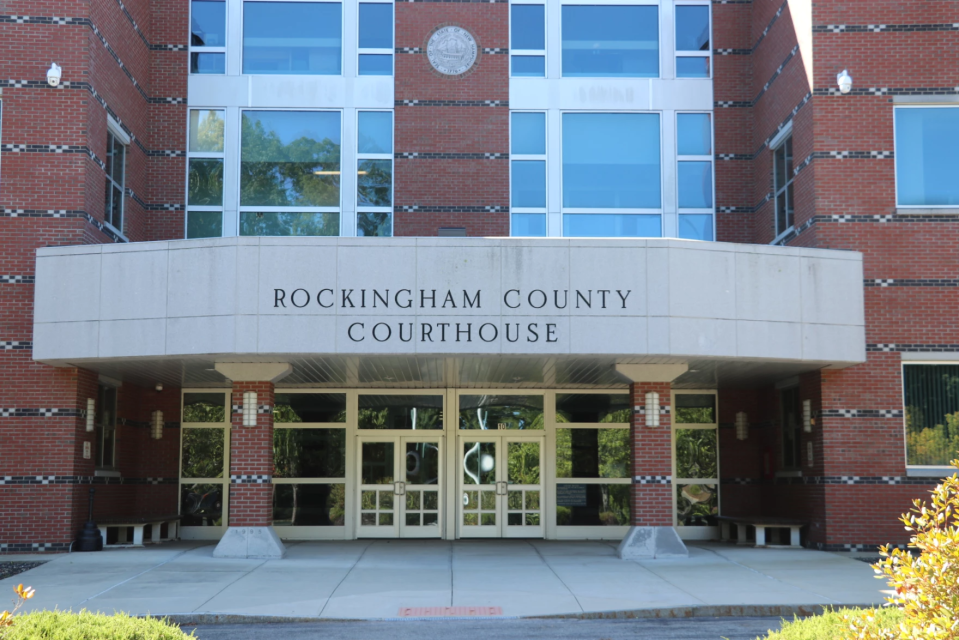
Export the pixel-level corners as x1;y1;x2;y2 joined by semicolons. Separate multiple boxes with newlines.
2;610;193;640
760;608;902;640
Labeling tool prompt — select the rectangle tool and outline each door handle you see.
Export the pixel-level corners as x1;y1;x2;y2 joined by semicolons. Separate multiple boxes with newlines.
394;481;406;496
496;481;507;496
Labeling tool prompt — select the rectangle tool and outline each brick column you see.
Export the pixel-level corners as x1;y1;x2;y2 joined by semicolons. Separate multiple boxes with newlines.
631;382;673;527
229;381;274;527
612;374;687;559
211;363;291;559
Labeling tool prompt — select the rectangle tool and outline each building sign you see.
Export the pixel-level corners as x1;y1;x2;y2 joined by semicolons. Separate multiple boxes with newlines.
427;26;478;75
271;287;633;344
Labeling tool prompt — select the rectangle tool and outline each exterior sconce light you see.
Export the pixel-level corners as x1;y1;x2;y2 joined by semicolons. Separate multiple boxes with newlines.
836;69;853;94
645;392;660;428
151;410;164;440
803;399;813;432
735;412;749;441
242;391;258;427
85;398;95;432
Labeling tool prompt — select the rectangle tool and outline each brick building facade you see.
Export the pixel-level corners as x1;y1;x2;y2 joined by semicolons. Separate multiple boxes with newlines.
1;0;957;554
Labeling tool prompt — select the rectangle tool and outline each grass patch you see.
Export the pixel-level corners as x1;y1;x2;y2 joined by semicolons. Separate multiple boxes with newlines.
760;608;902;639
3;610;193;639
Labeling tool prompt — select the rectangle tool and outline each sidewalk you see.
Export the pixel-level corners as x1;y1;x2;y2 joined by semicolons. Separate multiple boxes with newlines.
0;541;888;620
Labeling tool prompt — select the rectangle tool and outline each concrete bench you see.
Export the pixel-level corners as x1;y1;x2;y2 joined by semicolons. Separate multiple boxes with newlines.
716;515;804;548
98;515;181;547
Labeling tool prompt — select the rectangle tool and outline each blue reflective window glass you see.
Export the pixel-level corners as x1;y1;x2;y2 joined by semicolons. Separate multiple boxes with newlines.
562;113;661;208
562;6;659;78
678;161;713;209
192;0;226;47
359;3;393;49
358;112;393;154
677;114;711;156
359;54;392;75
243;2;342;75
511;4;545;50
677;56;709;78
563;214;661;237
512;213;547;237
895;108;959;206
676;6;710;51
512;161;546;208
512;56;545;77
187;211;223;239
240;212;340;236
240;111;341;207
191;52;226;74
679;214;714;241
511;112;546;155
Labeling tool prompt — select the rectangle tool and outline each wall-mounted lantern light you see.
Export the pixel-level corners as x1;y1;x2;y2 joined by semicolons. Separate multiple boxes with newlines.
242;391;258;427
735;412;749;441
645;392;660;428
151;410;164;440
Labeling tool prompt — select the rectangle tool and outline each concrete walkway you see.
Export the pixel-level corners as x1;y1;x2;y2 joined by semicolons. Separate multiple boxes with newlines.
1;541;888;619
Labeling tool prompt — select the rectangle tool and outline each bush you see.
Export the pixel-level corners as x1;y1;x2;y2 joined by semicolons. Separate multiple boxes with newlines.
761;608;902;640
2;610;193;640
843;458;959;640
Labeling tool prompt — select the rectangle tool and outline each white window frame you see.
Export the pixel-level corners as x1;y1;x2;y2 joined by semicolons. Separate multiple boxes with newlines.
355;109;394;237
559;110;665;238
671;389;719;541
185;108;227;239
675;110;715;240
893;104;959;210
509;0;547;78
237;108;344;237
674;0;711;79
189;0;227;74
559;0;662;80
356;0;394;78
510;110;548;236
901;361;959;476
104;119;128;235
95;384;119;471
240;0;345;77
180;390;232;541
771;131;795;240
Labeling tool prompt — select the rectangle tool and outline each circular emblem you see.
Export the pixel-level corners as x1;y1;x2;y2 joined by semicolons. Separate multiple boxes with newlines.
427;26;478;76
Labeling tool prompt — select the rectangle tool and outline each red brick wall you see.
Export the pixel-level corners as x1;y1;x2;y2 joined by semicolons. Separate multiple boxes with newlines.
228;382;275;527
630;383;672;527
393;3;509;236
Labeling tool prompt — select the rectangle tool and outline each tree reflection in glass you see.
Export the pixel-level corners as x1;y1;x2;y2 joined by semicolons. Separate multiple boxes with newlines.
181;429;224;478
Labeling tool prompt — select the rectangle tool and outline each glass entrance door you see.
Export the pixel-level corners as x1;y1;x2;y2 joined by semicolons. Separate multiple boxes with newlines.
458;436;544;538
357;436;442;538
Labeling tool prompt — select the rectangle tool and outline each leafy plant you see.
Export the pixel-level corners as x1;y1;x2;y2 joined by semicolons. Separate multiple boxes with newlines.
0;584;34;636
843;458;959;639
3;610;194;640
760;607;901;640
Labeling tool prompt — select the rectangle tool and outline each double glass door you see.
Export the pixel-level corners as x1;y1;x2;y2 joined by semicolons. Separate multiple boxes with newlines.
458;436;544;538
357;436;442;538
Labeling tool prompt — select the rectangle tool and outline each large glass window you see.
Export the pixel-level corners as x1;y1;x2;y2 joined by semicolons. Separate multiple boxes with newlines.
673;392;718;528
677;112;714;241
561;5;659;78
356;111;393;236
511;3;545;77
191;0;226;73
780;386;801;470
358;395;444;430
180;392;229;528
243;2;342;75
895;107;959;207
773;135;794;236
511;111;547;236
240;110;341;236
104;131;126;232
95;385;117;469
459;395;544;430
187;109;225;239
675;4;710;78
358;2;393;76
903;364;959;467
562;112;661;237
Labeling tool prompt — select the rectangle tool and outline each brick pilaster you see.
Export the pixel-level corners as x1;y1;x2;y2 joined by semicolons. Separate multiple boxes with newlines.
630;382;673;527
228;382;275;527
